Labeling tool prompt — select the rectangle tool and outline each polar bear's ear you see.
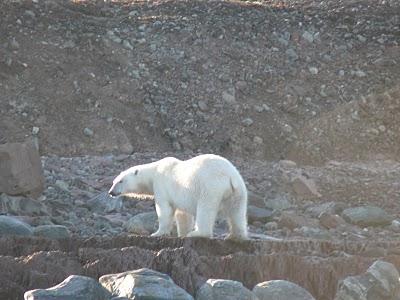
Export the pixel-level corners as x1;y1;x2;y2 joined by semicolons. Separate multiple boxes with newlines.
134;169;139;175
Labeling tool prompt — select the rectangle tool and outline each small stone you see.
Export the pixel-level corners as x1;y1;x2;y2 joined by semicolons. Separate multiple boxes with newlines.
83;127;94;137
352;70;366;77
338;70;345;77
264;221;278;231
122;40;133;50
285;48;298;60
357;35;367;43
198;100;208;111
32;126;40;135
378;125;386;132
389;220;400;233
279;160;297;168
309;67;318;75
302;31;314;43
278;212;316;230
55;180;69;192
10;38;20;50
253;136;263;144
242;118;254;126
222;91;236;104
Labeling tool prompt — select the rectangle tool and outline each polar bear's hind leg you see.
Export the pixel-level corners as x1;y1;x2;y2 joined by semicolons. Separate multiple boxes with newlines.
175;210;194;237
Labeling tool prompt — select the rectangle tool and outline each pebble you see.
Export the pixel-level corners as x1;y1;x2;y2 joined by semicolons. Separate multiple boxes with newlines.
32;127;40;135
83;127;94;137
309;67;318;75
302;31;314;43
242;118;254;126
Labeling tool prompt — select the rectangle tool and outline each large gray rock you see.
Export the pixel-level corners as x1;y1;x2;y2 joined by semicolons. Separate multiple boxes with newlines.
33;225;70;239
125;212;158;235
0;215;33;236
196;279;258;300
24;275;112;300
264;196;292;211
253;280;315;300
0;141;44;198
87;192;123;213
341;206;392;227
335;260;400;300
99;268;193;300
247;205;273;223
0;194;48;215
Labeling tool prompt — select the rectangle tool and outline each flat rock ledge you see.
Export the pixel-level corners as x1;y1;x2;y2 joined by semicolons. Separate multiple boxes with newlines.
1;235;400;300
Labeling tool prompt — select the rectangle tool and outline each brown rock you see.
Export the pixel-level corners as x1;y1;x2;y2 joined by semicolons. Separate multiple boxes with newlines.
0;141;44;198
278;212;318;230
319;212;346;229
291;175;322;199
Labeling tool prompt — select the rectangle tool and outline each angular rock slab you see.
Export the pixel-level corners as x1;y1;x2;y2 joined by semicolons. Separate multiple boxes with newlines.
124;212;158;235
24;275;112;300
0;194;48;215
100;268;193;300
0;215;33;236
0;141;44;198
253;280;316;300
335;260;400;300
196;279;258;300
341;206;392;227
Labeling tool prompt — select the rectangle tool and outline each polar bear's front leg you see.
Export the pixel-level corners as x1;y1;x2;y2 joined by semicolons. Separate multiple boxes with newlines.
151;201;173;237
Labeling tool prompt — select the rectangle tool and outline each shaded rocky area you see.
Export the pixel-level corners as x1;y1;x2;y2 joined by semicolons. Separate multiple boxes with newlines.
2;235;400;300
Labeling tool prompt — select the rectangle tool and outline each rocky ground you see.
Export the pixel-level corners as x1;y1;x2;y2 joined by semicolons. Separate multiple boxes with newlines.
1;0;400;299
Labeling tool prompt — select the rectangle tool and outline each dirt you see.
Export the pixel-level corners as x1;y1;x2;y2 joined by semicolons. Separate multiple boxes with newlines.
1;0;400;299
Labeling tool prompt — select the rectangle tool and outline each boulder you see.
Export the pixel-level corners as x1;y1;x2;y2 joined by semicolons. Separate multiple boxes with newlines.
125;212;158;235
247;205;273;224
99;268;193;300
0;141;44;198
291;175;321;199
341;206;392;227
196;279;258;300
87;192;123;213
253;280;315;300
0;194;48;215
33;225;70;239
0;215;33;236
335;260;400;300
24;275;112;300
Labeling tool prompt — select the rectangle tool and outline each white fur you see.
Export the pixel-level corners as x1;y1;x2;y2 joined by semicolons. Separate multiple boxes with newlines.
109;154;248;239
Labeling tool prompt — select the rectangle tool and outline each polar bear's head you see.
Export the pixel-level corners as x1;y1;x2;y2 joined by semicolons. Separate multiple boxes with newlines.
108;167;149;197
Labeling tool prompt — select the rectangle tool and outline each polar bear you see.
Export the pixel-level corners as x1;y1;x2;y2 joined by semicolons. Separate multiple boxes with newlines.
108;154;248;239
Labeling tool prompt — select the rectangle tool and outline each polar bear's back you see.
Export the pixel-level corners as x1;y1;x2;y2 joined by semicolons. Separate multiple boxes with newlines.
174;154;246;198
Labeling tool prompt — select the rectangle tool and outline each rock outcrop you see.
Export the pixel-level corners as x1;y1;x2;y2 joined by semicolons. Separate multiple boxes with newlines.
1;235;400;300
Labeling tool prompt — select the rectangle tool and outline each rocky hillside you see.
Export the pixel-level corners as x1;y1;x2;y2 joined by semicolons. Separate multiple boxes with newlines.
0;0;399;162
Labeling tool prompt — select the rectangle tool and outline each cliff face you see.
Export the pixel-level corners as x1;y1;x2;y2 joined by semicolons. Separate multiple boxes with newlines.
2;235;400;300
